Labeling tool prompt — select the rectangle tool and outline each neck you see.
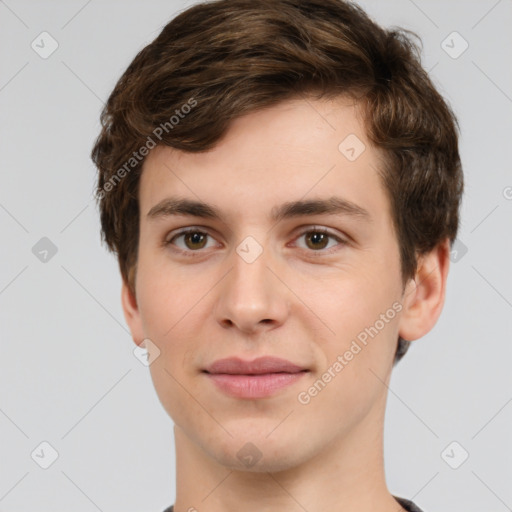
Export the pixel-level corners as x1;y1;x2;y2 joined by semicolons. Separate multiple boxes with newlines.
172;392;404;512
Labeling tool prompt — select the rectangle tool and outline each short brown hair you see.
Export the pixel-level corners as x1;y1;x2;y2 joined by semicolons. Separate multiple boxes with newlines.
91;0;463;364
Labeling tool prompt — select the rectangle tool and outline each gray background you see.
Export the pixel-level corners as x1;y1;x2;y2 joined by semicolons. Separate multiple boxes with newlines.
0;0;511;511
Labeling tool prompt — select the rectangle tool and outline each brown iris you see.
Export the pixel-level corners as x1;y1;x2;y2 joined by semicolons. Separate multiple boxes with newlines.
183;231;208;250
304;231;329;250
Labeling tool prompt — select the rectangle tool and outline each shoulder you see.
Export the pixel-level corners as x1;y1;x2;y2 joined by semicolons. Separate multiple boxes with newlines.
394;495;426;512
163;499;425;512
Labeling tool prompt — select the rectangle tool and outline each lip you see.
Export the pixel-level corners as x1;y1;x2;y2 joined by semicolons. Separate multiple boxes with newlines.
203;356;308;399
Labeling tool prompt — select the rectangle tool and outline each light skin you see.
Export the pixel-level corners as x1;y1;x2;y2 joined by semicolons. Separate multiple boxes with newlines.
121;96;450;512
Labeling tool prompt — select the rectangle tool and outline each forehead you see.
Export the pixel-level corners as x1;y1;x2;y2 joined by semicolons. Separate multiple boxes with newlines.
138;96;390;224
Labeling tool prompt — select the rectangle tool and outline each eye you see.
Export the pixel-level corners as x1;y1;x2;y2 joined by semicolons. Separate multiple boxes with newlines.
165;228;218;254
293;227;346;253
165;226;347;257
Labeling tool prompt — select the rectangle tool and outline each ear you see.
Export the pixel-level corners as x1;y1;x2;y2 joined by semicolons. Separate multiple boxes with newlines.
398;238;451;342
121;280;145;347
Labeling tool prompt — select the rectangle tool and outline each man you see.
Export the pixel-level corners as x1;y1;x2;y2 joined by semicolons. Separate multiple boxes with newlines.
91;1;463;511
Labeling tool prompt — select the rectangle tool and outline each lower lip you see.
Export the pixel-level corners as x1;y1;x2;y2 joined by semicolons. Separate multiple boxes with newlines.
206;372;307;398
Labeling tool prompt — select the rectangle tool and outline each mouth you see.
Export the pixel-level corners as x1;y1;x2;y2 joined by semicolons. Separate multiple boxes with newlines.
202;356;309;399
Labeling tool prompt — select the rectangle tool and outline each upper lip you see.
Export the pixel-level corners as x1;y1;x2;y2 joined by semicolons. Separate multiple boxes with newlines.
204;356;306;375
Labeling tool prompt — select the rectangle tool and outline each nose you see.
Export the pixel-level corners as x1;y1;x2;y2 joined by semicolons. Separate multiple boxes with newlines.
214;242;290;335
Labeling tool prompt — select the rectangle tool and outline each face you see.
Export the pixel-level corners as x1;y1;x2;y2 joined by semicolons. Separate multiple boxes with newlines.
122;96;441;472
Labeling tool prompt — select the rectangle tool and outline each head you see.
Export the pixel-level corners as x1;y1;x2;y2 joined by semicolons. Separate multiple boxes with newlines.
92;0;463;471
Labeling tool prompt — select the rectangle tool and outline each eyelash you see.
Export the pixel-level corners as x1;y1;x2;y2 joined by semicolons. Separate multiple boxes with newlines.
164;226;347;257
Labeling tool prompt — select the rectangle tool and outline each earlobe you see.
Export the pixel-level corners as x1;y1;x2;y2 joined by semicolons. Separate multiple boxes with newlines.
121;281;145;346
398;238;451;342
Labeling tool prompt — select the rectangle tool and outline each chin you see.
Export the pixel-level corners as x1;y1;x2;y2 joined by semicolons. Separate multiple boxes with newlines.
201;426;316;474
213;447;308;474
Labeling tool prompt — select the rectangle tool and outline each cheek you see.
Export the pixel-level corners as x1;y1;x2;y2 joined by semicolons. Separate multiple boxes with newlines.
137;270;207;427
302;258;402;388
135;247;215;352
135;249;204;338
298;300;400;434
305;268;397;337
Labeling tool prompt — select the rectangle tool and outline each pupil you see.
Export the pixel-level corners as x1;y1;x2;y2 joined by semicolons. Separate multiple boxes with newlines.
187;232;205;248
309;232;327;249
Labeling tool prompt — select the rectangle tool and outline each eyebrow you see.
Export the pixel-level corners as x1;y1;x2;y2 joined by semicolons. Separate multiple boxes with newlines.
146;196;371;223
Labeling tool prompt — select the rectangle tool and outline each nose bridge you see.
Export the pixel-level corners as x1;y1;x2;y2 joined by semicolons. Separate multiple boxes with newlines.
234;236;270;291
215;235;288;331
